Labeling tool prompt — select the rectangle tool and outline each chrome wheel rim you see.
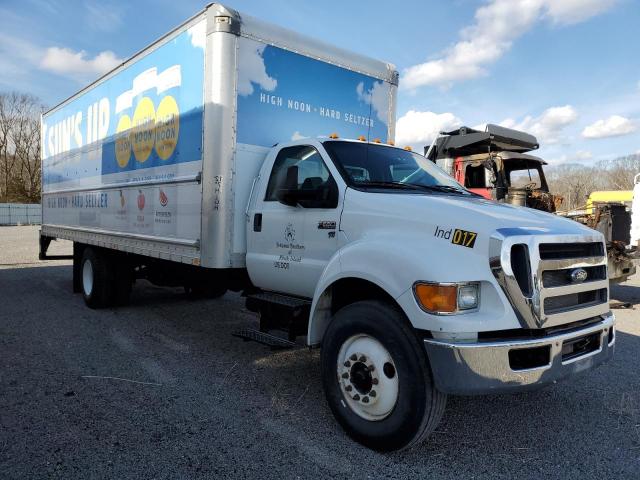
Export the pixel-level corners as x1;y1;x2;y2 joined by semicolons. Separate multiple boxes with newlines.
82;259;93;297
337;334;398;421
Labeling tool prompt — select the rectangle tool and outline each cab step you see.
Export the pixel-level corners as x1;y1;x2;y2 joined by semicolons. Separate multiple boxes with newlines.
245;291;311;310
232;328;300;350
245;291;311;341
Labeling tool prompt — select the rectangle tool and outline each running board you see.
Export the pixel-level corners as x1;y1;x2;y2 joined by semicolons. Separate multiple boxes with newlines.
245;291;311;341
232;328;300;350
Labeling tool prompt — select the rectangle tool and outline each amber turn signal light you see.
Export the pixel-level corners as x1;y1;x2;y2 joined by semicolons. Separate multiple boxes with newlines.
414;283;458;313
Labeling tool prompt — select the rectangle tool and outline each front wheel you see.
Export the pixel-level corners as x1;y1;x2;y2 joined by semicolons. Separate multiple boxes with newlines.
320;300;446;451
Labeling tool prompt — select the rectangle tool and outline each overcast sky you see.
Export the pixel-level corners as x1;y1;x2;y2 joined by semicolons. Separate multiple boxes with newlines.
1;0;638;164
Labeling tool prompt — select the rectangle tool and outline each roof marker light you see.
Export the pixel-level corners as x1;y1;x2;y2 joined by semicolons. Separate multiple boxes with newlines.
404;146;413;151
358;135;366;141
329;133;339;139
373;138;381;143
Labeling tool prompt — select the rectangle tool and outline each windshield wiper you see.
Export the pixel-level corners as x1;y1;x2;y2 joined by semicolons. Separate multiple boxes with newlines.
354;181;472;195
405;184;470;195
354;181;425;190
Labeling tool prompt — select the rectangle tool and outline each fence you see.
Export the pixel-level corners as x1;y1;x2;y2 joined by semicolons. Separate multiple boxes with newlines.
0;203;41;225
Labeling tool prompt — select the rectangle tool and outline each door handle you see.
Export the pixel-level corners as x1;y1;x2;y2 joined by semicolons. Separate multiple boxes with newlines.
253;213;262;232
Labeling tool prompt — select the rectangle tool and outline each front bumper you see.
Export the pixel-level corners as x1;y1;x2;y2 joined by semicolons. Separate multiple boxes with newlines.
424;312;615;395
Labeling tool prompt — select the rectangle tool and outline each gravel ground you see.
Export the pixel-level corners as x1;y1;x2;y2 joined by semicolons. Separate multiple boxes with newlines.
1;226;639;479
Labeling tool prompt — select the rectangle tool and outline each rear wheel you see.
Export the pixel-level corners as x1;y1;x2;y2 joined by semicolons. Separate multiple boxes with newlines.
81;248;113;309
321;300;447;451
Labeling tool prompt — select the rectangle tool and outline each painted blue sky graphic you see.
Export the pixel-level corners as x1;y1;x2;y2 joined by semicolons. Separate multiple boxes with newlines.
42;26;204;185
236;38;390;147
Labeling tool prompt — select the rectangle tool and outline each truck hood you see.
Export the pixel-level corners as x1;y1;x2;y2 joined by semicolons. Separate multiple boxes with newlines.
342;189;596;238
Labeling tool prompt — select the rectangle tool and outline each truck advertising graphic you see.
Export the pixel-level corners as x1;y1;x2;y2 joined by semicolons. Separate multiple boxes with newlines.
41;20;392;243
236;37;391;147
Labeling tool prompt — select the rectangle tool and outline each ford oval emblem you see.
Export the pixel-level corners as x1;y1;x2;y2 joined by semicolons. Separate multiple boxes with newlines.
569;268;588;283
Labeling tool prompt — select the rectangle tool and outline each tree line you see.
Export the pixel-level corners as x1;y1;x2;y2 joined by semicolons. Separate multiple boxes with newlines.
546;154;640;212
0;92;44;203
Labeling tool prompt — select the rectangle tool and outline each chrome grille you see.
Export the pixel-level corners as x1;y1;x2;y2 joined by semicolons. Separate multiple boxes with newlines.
543;288;608;315
539;242;604;260
490;230;610;329
541;265;607;288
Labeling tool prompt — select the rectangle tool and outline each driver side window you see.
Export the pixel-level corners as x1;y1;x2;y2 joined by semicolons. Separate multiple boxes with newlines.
265;145;333;202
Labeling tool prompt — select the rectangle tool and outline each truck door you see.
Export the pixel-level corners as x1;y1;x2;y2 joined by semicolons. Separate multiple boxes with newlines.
247;144;340;298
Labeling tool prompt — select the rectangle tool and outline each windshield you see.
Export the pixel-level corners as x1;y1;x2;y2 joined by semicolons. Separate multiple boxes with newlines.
322;141;468;193
505;163;544;189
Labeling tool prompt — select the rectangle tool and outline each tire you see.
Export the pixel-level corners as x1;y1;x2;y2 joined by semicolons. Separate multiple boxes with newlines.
320;300;447;451
81;248;114;309
72;243;83;293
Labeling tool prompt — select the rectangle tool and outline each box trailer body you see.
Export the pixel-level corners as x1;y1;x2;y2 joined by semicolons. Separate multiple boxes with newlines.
41;5;397;268
40;4;615;452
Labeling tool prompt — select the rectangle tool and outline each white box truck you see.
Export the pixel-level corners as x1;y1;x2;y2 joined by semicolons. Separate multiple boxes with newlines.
40;4;615;451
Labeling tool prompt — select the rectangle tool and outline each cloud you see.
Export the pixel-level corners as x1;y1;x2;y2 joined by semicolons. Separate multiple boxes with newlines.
356;81;389;124
0;32;43;81
237;38;277;96
402;0;617;90
547;150;593;164
40;47;122;79
395;110;462;148
84;2;125;33
581;115;637;139
573;150;593;160
501;105;578;144
544;0;617;24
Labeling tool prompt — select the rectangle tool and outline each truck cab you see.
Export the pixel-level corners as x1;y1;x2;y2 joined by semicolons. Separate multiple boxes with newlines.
242;136;614;449
428;124;561;212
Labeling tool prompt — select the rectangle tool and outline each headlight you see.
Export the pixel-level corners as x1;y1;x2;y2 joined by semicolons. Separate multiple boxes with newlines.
413;282;479;315
457;284;479;310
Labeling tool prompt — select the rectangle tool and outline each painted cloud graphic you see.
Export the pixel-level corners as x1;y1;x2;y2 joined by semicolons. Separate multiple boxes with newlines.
115;65;182;114
238;37;277;96
187;20;206;50
356;81;389;124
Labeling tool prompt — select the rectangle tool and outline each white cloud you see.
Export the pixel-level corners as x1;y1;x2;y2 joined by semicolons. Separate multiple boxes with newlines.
573;150;593;160
85;2;125;33
547;150;593;164
501;105;578;144
395;110;462;148
582;115;637;139
40;47;122;79
545;0;616;24
356;81;389;124
237;37;277;96
402;0;617;90
0;32;43;82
